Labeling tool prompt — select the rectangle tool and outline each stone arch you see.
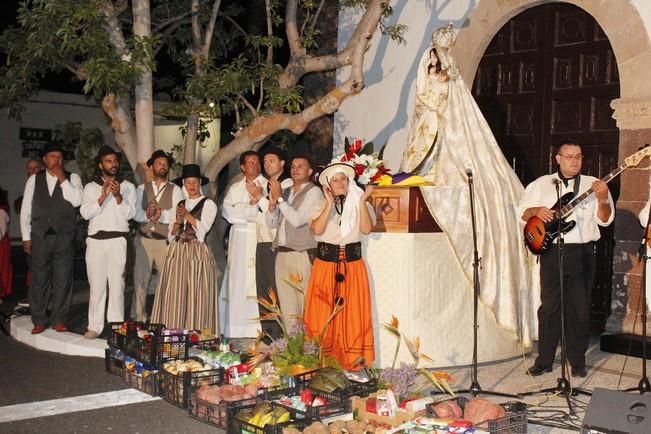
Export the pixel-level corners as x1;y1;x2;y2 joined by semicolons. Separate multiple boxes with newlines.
453;0;651;107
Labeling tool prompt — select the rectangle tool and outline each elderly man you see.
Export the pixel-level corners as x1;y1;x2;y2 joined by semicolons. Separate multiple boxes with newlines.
267;155;324;331
131;150;183;322
80;146;136;339
20;143;83;334
220;151;266;338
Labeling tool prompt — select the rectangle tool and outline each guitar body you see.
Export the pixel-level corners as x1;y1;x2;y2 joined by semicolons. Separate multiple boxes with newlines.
524;192;577;254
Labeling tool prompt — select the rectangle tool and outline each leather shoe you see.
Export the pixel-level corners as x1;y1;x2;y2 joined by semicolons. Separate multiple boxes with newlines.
31;324;47;335
571;365;587;378
52;323;68;332
527;364;552;376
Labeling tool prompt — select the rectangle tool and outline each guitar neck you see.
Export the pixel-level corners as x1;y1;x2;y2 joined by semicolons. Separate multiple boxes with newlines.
559;164;624;218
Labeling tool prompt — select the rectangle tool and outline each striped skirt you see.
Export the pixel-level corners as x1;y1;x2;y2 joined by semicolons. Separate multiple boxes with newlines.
151;239;219;335
304;257;375;370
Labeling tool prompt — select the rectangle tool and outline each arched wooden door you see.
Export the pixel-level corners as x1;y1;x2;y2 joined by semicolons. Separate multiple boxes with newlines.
472;3;620;332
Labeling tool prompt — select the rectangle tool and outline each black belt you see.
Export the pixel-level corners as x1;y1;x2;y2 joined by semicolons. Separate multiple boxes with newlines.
316;242;361;262
89;231;128;240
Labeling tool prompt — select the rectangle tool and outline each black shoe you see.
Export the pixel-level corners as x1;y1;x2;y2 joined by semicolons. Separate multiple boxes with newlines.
527;364;552;376
571;365;587;378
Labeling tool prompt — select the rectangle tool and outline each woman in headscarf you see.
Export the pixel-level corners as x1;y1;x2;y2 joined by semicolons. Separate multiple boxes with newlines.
151;164;219;334
304;163;375;370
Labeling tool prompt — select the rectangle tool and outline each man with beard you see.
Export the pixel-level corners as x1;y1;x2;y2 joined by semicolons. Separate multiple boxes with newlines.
19;143;83;333
80;146;136;339
220;151;266;338
247;146;292;340
267;155;324;331
131;150;183;322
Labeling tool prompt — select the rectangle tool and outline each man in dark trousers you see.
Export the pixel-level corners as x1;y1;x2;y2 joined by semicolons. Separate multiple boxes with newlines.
518;141;614;378
20;143;83;334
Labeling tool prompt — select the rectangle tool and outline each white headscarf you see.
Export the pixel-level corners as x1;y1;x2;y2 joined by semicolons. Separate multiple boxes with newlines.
322;164;364;239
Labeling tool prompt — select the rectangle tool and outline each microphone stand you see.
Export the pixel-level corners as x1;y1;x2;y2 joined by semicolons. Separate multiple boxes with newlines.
521;179;590;414
625;202;651;394
433;169;517;398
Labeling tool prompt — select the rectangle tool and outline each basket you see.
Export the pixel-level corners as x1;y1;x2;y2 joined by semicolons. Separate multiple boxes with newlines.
104;347;124;376
485;410;528;433
231;401;314;434
125;328;187;368
187;392;259;432
122;369;159;397
107;321;164;350
350;377;379;398
159;361;224;408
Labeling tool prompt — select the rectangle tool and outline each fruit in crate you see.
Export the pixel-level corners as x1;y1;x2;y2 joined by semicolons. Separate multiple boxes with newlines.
308;367;351;393
195;383;258;404
243;403;291;428
163;359;212;375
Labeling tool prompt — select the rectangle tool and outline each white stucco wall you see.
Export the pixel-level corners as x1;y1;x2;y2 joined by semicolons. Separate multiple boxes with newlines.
335;0;651;169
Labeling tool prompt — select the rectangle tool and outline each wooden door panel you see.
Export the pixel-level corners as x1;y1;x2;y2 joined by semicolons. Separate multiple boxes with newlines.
471;3;620;332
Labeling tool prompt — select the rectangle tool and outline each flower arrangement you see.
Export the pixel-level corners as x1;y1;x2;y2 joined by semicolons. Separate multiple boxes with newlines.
332;137;390;185
377;315;454;402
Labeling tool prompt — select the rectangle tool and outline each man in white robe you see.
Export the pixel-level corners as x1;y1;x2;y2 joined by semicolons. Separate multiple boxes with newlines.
220;151;267;338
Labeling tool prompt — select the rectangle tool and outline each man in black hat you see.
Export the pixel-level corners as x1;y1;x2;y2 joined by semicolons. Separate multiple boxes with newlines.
19;142;83;334
131;149;183;322
80;145;136;339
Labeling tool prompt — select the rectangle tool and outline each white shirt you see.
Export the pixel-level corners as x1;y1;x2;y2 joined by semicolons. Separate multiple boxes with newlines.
314;203;376;245
256;178;293;242
20;171;84;242
222;174;267;226
0;209;8;238
265;182;325;246
80;179;137;235
169;196;217;242
134;181;184;224
517;173;614;244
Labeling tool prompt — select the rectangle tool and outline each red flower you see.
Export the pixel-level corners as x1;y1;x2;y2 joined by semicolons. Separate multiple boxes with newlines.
354;164;366;175
370;165;389;183
350;139;364;154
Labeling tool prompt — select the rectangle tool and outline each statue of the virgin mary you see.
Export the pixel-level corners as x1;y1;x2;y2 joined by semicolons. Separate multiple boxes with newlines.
401;25;540;348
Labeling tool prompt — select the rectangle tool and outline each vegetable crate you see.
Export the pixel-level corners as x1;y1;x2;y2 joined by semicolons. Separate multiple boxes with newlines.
122;369;159;397
352;395;421;427
231;401;314;434
159;363;224;409
107;321;164;351
350;377;379;398
485;410;528;434
104;347;124;377
187;393;259;432
125;330;188;368
274;389;351;420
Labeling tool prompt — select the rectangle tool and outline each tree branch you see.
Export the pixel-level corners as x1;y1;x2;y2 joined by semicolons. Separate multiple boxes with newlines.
191;0;202;59
202;0;222;56
153;11;192;33
285;0;304;56
100;0;130;58
234;92;259;118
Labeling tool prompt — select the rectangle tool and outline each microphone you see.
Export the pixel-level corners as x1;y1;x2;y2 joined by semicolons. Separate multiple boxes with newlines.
465;168;473;179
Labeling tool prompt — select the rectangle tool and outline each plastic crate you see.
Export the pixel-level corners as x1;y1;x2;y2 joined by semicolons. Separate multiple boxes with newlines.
107;321;164;350
350;377;379;398
159;361;224;408
231;401;314;434
122;369;159;397
188;392;259;432
273;389;351;420
125;328;187;368
485;410;527;434
104;347;124;376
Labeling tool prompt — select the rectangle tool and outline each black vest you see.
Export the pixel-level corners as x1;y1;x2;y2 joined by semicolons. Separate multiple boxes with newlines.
31;171;77;237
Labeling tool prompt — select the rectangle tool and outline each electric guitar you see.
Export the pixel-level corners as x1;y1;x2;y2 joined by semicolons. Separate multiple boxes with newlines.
524;146;651;254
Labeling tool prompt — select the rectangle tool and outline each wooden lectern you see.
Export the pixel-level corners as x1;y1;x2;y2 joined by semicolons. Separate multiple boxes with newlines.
369;186;441;233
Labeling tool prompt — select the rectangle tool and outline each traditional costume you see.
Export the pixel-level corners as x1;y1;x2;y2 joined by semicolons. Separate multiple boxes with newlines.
151;164;218;333
304;163;375;370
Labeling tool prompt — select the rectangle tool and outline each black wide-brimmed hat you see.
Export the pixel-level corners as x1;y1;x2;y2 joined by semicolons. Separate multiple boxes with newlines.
39;142;65;158
173;164;209;186
146;149;174;167
94;145;122;165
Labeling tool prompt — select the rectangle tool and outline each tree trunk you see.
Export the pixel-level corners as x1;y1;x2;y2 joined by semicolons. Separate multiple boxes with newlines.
101;94;138;172
133;0;155;182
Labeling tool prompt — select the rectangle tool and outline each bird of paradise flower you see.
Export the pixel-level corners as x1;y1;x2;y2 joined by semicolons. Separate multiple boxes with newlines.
382;315;455;396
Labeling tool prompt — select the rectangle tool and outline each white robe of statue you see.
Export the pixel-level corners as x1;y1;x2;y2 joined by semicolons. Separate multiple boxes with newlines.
400;25;541;347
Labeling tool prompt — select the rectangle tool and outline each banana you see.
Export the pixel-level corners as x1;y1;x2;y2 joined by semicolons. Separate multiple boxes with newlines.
258;411;275;427
275;409;291;424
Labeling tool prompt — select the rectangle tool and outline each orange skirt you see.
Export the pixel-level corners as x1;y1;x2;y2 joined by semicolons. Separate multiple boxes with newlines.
304;257;374;370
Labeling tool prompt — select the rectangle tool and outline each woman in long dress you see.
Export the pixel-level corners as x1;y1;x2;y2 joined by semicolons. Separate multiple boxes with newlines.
304;163;375;370
151;164;219;334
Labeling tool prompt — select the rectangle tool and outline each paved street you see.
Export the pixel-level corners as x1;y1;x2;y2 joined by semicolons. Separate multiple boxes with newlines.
0;332;220;434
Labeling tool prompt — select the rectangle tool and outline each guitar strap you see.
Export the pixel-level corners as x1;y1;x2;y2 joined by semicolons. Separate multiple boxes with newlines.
572;174;581;197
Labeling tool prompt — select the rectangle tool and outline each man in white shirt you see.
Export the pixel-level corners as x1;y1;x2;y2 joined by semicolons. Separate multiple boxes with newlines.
267;155;324;331
220;151;266;338
20;143;83;334
247;146;292;340
131;150;183;322
80;146;136;339
518;141;614;378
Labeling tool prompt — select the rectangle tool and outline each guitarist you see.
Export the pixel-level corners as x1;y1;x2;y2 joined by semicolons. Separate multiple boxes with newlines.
518;141;614;378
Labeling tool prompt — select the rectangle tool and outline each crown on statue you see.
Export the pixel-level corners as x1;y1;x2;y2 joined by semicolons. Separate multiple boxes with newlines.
431;23;456;49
